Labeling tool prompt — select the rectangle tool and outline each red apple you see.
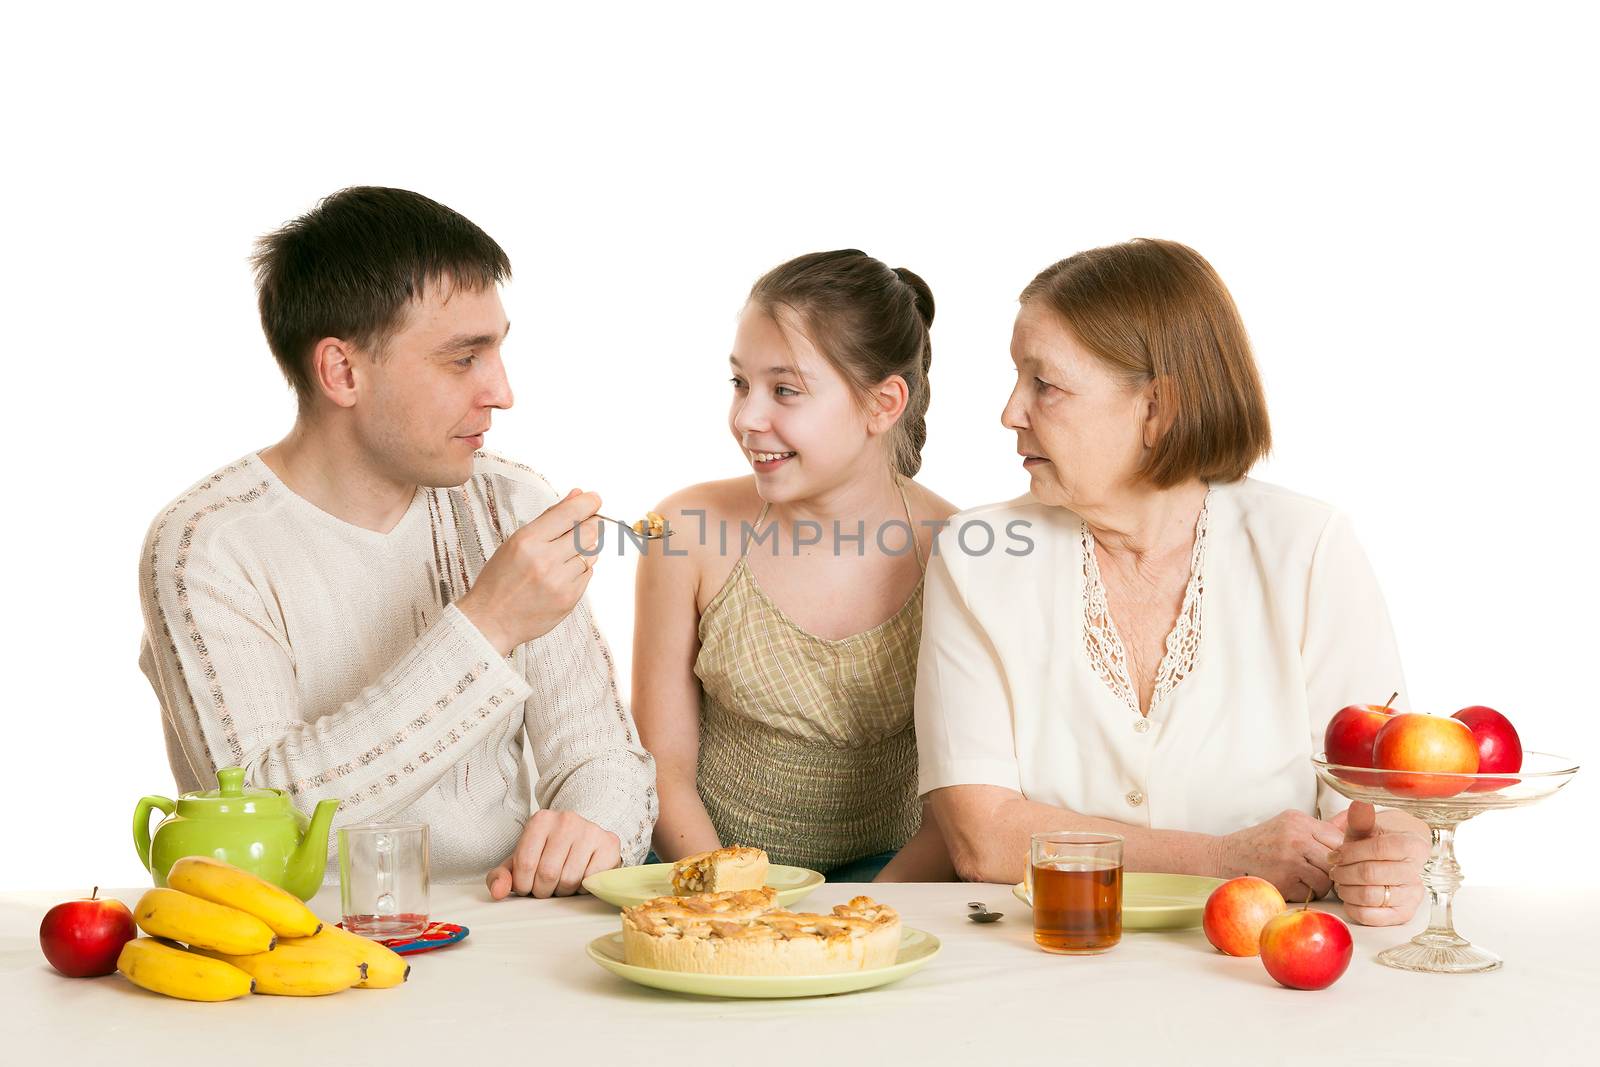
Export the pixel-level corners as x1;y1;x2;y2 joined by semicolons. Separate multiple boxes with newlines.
1373;713;1480;797
1258;907;1353;990
1324;697;1397;785
1203;876;1287;956
39;888;137;977
1325;698;1396;767
1452;705;1523;792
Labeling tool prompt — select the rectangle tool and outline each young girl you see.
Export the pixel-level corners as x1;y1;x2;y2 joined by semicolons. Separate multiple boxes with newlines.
633;249;957;882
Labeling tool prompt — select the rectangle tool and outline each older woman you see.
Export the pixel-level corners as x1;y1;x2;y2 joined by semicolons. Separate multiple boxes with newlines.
914;239;1427;926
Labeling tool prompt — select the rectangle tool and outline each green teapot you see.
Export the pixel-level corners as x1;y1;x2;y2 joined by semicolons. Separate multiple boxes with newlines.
134;767;340;901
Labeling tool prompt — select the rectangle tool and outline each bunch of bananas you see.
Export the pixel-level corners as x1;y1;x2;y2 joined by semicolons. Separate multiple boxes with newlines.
117;856;410;1002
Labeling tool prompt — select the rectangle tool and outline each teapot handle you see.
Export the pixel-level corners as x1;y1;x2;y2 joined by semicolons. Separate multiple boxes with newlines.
133;795;176;873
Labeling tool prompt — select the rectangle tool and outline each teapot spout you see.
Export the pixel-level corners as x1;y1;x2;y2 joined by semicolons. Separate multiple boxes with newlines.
283;797;340;901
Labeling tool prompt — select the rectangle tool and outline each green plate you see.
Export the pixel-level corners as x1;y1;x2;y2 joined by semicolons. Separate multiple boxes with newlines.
586;928;940;998
582;862;825;909
1011;872;1223;930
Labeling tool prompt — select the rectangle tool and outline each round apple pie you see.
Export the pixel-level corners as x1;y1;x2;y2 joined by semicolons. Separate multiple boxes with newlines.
621;888;902;976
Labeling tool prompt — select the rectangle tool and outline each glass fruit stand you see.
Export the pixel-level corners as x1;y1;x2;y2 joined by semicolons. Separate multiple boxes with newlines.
1312;752;1579;974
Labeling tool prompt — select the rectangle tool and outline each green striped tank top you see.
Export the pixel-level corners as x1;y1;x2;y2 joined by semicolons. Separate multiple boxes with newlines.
691;483;925;871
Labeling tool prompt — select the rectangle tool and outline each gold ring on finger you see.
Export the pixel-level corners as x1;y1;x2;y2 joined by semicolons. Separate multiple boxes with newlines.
1382;884;1392;908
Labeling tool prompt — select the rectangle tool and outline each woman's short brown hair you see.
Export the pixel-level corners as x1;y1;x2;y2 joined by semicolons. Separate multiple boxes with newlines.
1020;238;1271;487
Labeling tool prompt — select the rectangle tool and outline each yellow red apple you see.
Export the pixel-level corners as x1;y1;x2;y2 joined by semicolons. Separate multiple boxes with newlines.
1258;907;1353;990
1373;713;1480;797
1203;876;1287;956
38;888;137;977
1451;705;1523;791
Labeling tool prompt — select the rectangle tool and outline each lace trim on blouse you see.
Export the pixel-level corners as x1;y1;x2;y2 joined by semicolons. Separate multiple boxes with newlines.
1081;491;1210;719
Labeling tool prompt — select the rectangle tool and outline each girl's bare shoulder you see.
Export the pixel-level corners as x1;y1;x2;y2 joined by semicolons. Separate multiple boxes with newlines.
645;477;767;575
652;477;763;534
905;480;960;524
902;480;961;562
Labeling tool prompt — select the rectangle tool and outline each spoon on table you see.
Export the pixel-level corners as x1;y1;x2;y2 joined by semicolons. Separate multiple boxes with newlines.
967;901;1004;923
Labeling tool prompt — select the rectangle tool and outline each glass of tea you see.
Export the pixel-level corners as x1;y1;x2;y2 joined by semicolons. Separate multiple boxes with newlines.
1024;831;1123;954
338;823;430;939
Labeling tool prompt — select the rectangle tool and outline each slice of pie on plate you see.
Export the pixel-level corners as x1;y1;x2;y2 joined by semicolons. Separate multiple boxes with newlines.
621;888;902;976
670;845;769;894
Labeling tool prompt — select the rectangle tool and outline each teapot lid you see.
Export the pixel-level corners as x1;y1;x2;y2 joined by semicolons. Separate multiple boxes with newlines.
177;767;291;817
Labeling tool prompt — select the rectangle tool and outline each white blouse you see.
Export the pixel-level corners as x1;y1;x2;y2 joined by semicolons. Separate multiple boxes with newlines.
913;478;1408;834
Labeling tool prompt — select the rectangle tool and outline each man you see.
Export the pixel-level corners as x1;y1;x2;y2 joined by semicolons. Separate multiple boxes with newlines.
138;187;656;897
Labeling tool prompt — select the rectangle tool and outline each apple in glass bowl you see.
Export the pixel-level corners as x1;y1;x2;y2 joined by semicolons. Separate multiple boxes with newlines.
1373;713;1479;797
1452;706;1522;792
1323;697;1397;784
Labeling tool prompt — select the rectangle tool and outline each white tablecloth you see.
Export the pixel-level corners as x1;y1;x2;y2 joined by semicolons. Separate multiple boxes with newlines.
3;882;1594;1065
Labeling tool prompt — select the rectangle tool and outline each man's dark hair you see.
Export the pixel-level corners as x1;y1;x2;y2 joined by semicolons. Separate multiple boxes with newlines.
251;187;512;404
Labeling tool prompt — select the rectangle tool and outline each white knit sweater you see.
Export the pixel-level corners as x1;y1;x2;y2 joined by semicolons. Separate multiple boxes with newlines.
137;450;657;882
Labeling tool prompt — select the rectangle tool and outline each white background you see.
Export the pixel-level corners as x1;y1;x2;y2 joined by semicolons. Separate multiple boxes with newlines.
2;1;1594;892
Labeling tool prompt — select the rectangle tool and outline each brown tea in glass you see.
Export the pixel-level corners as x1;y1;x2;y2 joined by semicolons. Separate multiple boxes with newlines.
1026;832;1124;954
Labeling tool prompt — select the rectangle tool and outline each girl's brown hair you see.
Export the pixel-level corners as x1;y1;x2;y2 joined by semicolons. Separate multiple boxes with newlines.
749;249;935;478
1021;238;1271;486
